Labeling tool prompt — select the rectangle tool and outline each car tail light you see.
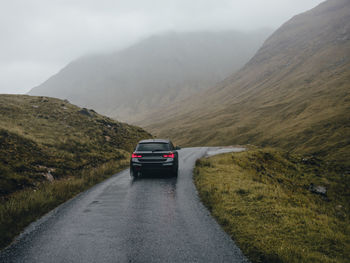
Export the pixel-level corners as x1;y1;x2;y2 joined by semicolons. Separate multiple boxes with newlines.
132;153;142;158
163;152;174;158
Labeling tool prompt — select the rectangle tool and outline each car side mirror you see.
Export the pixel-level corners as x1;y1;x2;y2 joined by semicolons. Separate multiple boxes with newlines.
175;146;181;150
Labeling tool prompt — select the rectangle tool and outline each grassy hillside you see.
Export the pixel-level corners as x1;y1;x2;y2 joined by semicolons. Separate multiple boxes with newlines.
195;149;350;262
142;0;350;169
29;30;272;122
0;94;151;249
0;94;151;197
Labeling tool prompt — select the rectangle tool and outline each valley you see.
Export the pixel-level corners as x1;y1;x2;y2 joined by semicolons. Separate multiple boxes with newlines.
1;0;349;262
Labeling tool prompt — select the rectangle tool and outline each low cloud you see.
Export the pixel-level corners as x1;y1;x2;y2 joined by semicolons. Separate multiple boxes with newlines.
0;0;324;94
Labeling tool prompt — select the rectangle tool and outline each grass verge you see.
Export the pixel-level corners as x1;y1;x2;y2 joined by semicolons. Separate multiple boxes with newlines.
194;148;350;262
0;158;128;250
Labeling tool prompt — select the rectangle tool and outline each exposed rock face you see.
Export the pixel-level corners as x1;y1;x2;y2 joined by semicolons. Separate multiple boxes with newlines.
78;108;92;117
309;183;327;196
43;171;54;182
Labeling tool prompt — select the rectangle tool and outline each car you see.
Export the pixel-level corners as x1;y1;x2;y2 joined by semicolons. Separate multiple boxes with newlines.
130;139;180;177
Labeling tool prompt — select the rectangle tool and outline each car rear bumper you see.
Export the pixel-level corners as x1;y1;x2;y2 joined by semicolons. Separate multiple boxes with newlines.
131;161;176;170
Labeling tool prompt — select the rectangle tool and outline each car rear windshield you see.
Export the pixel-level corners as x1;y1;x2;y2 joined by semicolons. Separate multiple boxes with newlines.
136;143;170;151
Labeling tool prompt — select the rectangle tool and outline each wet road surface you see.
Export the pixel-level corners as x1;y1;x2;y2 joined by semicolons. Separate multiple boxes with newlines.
0;147;248;263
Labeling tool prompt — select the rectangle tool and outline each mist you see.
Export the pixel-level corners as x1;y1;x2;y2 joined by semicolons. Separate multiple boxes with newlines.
0;0;324;94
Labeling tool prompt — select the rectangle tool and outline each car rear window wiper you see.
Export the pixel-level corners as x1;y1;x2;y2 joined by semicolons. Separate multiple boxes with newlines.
152;149;166;152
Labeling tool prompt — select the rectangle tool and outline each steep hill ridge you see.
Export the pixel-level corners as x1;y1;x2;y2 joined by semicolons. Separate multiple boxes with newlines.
28;30;271;122
0;94;150;197
142;0;350;168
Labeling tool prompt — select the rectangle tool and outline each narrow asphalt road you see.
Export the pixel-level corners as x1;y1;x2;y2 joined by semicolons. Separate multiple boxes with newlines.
0;147;248;263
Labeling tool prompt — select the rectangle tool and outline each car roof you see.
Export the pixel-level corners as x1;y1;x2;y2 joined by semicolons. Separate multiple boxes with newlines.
138;139;171;144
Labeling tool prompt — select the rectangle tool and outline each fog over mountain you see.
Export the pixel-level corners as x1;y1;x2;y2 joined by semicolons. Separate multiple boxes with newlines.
142;0;350;167
1;0;324;94
29;29;272;122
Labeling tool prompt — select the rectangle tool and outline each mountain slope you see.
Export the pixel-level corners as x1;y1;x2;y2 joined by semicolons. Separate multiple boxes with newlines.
142;0;350;168
0;94;151;197
28;30;272;122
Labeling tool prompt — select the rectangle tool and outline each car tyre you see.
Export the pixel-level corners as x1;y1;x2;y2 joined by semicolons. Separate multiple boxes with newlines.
172;166;178;177
130;168;137;178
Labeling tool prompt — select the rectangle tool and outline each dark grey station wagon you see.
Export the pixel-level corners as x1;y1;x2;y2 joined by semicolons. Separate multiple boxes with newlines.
130;139;180;177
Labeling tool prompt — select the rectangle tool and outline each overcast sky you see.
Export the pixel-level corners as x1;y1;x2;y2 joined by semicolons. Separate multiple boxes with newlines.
0;0;324;94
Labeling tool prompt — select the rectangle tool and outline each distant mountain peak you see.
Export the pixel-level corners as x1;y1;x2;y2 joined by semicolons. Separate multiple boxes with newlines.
28;29;272;122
